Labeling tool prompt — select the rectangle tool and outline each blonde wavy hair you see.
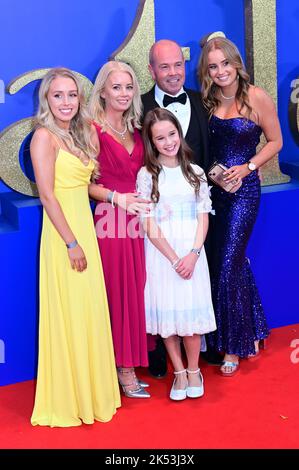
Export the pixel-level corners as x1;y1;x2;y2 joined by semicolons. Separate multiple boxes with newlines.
197;36;253;120
36;67;98;175
89;60;142;132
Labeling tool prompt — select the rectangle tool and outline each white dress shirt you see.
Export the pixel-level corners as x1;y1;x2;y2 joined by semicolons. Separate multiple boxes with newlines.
154;84;191;137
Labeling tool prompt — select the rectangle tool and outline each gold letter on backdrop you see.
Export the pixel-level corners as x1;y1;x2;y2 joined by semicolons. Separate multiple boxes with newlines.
111;0;156;94
0;117;38;196
110;0;190;94
245;0;290;185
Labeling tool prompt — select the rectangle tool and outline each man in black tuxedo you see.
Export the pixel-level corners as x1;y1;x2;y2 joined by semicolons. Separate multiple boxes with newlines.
141;39;223;378
142;39;210;170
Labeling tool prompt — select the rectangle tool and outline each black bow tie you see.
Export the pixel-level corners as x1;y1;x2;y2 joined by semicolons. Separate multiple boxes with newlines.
163;92;187;107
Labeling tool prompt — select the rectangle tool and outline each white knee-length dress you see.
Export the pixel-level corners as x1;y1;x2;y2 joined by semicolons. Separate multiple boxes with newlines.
137;164;217;338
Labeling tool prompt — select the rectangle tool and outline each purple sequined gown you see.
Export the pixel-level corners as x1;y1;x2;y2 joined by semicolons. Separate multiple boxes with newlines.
207;115;269;357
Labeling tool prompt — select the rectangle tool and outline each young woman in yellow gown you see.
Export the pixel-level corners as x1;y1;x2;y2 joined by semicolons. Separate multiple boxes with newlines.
30;68;121;427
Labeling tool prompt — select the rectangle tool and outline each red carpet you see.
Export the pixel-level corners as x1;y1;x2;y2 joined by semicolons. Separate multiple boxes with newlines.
0;324;298;449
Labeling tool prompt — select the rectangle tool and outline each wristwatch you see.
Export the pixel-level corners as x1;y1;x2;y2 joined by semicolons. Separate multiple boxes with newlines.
66;239;78;249
190;248;201;256
247;161;257;171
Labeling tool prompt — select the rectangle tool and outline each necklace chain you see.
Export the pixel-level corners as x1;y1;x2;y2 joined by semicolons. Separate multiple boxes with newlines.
220;89;235;100
105;119;127;140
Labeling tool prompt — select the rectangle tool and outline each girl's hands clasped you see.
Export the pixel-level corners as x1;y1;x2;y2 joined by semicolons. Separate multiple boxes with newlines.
174;252;199;280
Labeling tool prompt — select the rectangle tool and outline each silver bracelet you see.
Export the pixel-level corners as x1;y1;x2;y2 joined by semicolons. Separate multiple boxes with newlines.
66;239;78;249
106;190;114;203
107;190;116;208
171;258;180;269
111;190;116;208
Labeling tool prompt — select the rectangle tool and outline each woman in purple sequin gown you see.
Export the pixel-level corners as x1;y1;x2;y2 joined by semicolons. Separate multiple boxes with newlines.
198;34;282;375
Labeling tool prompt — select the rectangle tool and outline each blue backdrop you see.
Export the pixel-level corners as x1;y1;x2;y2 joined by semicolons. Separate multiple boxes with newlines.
0;0;298;385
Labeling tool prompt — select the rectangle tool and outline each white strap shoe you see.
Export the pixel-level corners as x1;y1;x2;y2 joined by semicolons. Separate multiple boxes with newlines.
186;368;204;398
170;369;187;401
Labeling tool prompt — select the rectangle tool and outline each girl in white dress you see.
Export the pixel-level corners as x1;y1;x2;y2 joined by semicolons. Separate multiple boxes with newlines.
137;108;216;401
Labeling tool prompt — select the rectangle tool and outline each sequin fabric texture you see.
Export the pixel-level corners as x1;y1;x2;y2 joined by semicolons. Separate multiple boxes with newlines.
207;115;269;357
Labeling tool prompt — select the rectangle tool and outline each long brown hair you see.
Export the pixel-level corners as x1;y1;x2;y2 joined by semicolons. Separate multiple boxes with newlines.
142;108;204;203
198;36;253;120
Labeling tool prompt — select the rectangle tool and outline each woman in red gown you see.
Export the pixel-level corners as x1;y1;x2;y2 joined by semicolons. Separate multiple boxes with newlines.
89;61;150;398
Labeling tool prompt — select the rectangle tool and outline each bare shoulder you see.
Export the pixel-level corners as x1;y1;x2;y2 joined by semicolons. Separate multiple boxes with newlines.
30;127;57;160
248;85;275;108
31;127;54;148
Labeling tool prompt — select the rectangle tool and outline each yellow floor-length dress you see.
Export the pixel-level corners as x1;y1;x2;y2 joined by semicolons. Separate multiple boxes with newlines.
31;148;121;427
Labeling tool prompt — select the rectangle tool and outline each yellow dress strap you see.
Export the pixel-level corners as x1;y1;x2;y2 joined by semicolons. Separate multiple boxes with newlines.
47;131;62;149
47;129;92;166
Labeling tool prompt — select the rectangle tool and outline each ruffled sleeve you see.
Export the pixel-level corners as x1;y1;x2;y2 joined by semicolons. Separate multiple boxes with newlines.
192;164;214;214
136;166;155;218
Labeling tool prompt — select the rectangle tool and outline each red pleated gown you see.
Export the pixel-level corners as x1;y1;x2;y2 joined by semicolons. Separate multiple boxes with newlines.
94;124;148;367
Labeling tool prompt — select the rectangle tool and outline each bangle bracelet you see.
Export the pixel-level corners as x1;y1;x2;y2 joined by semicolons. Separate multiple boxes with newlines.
106;190;113;203
171;258;180;269
66;239;78;249
111;190;116;208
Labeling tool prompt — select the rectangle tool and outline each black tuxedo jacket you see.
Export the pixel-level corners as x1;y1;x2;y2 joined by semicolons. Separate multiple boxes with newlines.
141;86;210;171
